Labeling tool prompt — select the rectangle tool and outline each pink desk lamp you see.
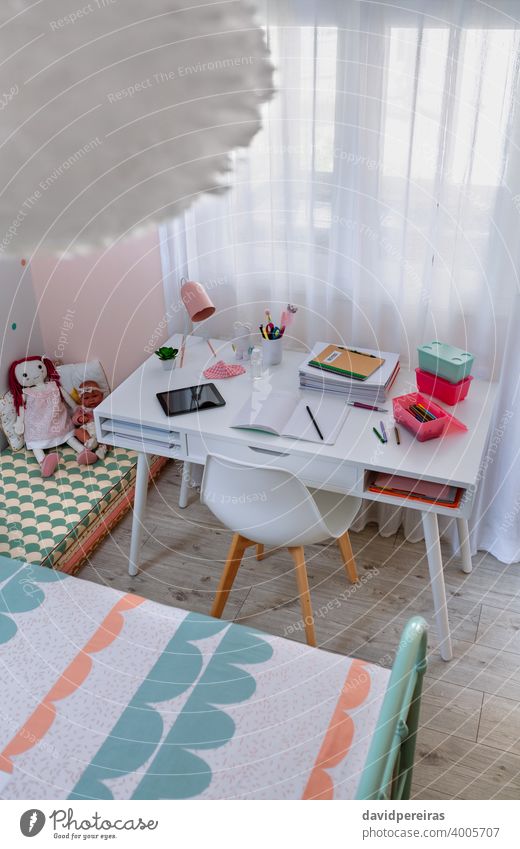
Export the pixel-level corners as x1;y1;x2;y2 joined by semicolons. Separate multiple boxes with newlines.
179;277;216;366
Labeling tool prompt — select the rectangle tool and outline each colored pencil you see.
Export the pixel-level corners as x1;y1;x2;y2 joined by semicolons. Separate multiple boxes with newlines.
416;402;436;420
373;426;385;444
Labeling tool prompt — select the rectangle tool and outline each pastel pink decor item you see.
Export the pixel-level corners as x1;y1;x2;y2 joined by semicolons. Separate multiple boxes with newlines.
77;449;99;465
41;453;59;478
203;361;246;379
23;383;73;447
180;280;216;323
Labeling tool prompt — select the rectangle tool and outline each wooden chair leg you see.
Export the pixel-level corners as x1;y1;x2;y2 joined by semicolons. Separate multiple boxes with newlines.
256;544;265;561
289;546;317;647
337;531;358;583
211;533;250;618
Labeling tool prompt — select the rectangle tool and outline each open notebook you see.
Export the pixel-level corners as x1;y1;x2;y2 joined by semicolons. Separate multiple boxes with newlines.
231;390;349;445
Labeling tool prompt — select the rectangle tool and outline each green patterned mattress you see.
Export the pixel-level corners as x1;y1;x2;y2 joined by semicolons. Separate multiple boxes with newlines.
0;446;166;573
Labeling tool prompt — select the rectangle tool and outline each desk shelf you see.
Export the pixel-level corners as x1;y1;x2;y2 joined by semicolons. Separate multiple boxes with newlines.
98;417;185;459
362;470;471;518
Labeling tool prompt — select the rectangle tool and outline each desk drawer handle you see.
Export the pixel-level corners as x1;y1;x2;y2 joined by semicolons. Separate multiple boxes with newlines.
248;446;290;458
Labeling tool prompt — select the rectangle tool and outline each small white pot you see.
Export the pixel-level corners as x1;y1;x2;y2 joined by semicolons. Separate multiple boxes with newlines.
159;357;177;371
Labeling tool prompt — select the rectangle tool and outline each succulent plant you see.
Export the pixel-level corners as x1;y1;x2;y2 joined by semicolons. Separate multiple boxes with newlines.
154;346;178;361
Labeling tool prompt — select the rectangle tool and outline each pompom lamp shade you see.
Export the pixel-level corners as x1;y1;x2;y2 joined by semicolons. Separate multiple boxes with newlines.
0;0;274;256
181;280;216;323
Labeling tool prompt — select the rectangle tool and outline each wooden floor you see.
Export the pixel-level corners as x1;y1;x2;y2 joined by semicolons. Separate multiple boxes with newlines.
81;460;520;800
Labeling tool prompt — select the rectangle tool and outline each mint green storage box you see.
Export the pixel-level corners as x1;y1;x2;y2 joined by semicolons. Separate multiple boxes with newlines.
417;341;474;383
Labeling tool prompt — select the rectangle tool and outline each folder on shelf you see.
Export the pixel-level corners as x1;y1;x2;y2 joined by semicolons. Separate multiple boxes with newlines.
368;472;463;507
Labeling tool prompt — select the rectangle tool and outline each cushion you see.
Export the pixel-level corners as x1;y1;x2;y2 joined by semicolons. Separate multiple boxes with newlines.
56;360;110;398
0;445;167;574
0;391;24;451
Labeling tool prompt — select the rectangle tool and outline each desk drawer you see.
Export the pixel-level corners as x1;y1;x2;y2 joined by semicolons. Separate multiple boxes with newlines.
98;417;184;457
186;433;361;494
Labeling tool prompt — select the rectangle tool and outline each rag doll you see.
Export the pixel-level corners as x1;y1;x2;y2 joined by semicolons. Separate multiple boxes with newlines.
71;380;108;460
9;356;103;478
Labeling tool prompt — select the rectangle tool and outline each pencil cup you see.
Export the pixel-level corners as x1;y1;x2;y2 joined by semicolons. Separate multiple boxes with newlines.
261;336;283;366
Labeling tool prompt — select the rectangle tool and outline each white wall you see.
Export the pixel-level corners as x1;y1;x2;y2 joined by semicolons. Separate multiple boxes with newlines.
0;258;44;448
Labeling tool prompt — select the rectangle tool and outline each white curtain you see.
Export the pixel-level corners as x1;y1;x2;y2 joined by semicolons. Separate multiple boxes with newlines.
160;0;520;564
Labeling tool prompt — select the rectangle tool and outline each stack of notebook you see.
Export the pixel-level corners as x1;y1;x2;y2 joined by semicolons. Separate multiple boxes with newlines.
299;342;400;405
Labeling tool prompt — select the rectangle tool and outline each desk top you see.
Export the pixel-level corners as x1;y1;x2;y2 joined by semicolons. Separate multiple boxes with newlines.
96;335;498;489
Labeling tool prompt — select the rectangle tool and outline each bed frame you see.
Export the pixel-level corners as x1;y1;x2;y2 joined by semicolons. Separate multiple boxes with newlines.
356;615;428;800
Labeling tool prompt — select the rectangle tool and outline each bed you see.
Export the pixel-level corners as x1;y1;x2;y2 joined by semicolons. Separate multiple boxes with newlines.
0;556;427;800
0;446;166;574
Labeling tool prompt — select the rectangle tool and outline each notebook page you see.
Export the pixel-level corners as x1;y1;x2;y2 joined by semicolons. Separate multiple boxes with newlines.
283;397;350;444
232;390;297;435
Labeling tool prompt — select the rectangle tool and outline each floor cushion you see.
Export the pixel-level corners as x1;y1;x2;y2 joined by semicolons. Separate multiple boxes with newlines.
0;446;167;574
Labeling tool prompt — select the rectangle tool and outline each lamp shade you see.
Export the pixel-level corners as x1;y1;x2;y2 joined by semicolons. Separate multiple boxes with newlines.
0;0;274;256
181;280;216;323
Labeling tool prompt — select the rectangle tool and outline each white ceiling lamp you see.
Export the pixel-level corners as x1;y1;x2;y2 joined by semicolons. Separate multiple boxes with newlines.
0;0;274;255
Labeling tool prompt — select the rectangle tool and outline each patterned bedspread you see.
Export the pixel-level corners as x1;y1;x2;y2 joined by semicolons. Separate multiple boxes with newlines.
0;558;390;800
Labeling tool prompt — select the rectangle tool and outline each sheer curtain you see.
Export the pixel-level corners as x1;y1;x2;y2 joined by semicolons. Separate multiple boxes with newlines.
160;0;520;564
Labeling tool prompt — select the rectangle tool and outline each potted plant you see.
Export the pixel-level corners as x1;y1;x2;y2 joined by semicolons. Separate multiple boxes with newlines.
155;346;179;371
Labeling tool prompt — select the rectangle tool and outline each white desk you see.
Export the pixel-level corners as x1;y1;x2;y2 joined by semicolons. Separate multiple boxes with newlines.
95;335;498;661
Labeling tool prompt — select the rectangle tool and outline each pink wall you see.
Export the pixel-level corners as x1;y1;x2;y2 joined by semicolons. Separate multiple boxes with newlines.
30;229;168;388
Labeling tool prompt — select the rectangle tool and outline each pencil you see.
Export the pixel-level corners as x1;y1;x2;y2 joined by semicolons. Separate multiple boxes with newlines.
306;405;324;441
206;338;217;357
373;426;385;444
394;426;400;445
416;402;436;420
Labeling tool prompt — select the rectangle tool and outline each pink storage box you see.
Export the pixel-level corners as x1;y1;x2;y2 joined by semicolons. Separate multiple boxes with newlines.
393;392;468;442
416;367;473;406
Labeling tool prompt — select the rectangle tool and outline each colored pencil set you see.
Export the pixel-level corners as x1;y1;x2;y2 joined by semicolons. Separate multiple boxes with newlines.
259;305;298;341
407;402;437;423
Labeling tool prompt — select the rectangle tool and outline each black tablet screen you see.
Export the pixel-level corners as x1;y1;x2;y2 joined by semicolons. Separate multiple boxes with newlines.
156;383;226;417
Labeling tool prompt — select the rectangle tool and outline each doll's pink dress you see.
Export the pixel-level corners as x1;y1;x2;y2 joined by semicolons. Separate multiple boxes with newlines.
23;382;74;450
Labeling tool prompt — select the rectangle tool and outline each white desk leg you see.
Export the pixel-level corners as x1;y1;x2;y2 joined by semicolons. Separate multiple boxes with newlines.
456;517;472;574
179;461;191;509
421;510;453;662
128;452;150;578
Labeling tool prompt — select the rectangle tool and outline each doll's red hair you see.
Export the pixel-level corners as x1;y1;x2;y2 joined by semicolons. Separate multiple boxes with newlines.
8;356;61;414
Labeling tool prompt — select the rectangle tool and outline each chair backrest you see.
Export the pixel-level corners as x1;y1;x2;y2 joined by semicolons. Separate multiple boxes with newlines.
200;453;331;547
355;616;428;800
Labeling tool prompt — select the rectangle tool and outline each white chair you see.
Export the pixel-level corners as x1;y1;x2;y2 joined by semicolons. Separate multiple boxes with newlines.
200;454;362;646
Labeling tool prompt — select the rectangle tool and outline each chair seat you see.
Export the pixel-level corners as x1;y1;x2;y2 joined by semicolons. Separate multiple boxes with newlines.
202;454;361;644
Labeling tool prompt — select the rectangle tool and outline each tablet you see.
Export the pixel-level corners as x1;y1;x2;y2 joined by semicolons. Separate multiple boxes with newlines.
156;383;226;417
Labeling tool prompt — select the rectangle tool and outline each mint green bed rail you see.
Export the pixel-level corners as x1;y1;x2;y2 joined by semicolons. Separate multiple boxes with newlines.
356;616;428;800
